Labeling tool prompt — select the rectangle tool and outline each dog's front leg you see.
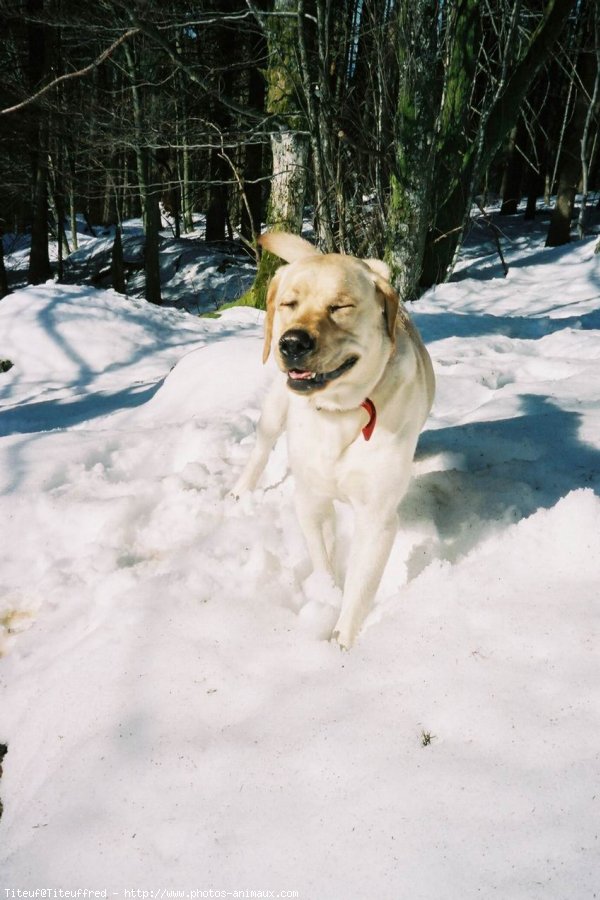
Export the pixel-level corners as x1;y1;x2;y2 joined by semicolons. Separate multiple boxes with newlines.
332;504;399;649
232;378;288;496
294;488;336;578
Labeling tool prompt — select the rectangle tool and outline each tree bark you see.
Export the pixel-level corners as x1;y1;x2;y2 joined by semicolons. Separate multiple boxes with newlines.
205;149;228;242
123;42;147;226
577;10;600;239
0;226;9;299
546;5;598;246
241;32;266;243
111;224;126;294
181;138;194;233
545;168;577;246
500;122;524;215
144;156;162;305
28;128;52;284
524;166;544;220
297;0;335;251
385;0;440;301
418;0;480;290
240;0;309;309
68;152;78;251
420;0;575;288
26;0;52;285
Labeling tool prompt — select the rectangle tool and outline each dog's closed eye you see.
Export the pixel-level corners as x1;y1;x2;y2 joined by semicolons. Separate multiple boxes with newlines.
329;304;355;314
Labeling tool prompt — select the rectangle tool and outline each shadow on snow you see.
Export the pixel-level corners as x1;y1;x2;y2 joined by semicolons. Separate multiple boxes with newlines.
413;307;600;343
0;383;161;437
406;393;600;581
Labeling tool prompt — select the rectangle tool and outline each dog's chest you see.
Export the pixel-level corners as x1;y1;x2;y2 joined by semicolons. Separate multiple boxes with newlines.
286;400;371;499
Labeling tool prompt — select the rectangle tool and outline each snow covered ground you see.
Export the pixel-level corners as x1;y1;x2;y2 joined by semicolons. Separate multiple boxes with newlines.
1;220;599;898
3;216;256;313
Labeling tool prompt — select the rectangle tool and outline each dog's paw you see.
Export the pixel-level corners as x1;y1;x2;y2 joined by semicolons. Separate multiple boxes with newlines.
331;614;360;650
229;476;254;501
229;477;247;500
330;628;353;651
226;486;261;517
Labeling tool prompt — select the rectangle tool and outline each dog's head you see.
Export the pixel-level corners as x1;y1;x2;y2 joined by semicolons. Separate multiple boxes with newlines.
259;232;399;407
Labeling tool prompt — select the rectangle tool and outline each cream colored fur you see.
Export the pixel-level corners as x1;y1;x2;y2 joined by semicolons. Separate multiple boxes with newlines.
234;232;435;648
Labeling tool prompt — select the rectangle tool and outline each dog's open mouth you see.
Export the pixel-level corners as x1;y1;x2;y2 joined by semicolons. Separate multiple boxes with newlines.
286;355;359;392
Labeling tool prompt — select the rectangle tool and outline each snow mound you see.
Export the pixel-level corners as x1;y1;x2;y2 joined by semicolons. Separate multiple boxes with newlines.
1;233;599;897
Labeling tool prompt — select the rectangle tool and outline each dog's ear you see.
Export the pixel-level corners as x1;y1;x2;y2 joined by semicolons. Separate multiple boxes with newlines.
364;258;391;282
363;258;398;340
262;270;282;363
373;275;399;342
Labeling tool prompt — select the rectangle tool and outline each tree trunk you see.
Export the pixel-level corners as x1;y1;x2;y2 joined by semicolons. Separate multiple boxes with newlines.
205;149;228;242
123;43;146;226
28;134;52;284
241;35;266;242
145;156;162;305
500;122;524;215
239;131;309;309
385;0;440;300
267;131;309;234
418;0;480;291
111;224;126;294
263;0;309;235
69;179;78;251
26;0;52;285
182;139;193;232
577;10;600;238
0;227;9;299
240;140;263;243
240;0;309;309
546;7;598;246
421;0;575;288
297;0;335;251
545;168;577;246
524;166;544;220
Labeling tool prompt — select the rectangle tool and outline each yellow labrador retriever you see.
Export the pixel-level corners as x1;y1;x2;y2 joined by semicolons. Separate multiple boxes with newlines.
233;232;435;648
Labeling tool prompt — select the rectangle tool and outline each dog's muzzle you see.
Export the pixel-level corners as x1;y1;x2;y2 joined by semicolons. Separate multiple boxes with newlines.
279;329;316;364
278;328;359;393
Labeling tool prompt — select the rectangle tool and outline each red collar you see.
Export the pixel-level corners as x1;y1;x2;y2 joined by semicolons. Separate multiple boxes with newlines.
361;398;377;441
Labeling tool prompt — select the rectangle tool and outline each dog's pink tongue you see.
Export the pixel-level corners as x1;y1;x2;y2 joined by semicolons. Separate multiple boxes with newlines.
289;370;314;380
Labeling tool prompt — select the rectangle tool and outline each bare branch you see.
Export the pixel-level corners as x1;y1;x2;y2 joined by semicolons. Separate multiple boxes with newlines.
0;28;140;116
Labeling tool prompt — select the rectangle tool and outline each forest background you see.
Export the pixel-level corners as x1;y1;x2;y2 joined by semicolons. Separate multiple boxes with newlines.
0;0;599;307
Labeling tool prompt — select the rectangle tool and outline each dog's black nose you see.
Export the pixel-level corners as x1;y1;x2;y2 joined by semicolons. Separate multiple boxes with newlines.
279;329;316;361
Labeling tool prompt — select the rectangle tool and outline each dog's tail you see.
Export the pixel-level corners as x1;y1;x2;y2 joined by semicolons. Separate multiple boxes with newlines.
258;231;321;263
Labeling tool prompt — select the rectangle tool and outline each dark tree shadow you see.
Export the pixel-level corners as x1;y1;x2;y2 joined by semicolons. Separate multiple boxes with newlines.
404;394;600;581
0;286;264;494
0;383;161;437
413;307;600;343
